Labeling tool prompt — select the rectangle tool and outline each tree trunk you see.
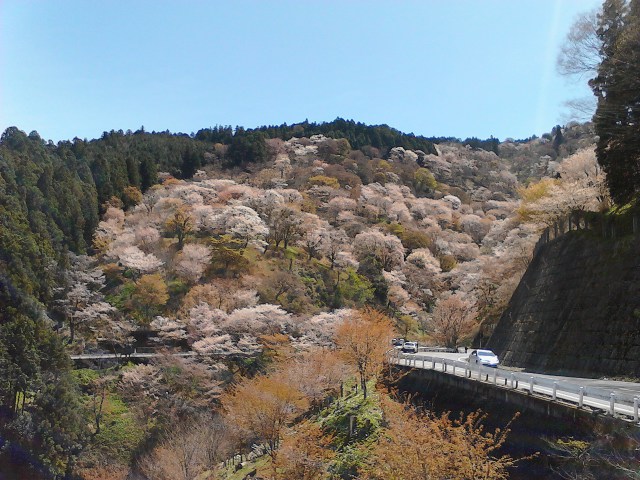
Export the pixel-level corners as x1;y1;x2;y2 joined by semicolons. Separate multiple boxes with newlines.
360;371;367;399
94;387;106;434
69;318;76;344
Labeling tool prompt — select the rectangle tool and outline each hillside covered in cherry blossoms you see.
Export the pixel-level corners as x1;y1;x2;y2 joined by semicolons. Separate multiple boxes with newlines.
86;122;600;355
0;120;607;479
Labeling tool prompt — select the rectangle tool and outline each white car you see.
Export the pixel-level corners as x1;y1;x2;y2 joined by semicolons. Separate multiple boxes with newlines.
401;342;418;353
468;349;499;368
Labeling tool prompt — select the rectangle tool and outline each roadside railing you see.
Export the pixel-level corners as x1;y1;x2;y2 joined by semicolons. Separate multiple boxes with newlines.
69;350;252;361
533;210;640;257
417;346;457;353
70;351;198;360
388;351;640;423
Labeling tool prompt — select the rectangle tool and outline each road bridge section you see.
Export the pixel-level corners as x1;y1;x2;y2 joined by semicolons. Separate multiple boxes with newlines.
390;351;640;425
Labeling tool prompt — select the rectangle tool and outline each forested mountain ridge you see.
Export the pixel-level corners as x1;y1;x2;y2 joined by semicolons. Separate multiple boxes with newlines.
197;118;439;154
0;119;599;478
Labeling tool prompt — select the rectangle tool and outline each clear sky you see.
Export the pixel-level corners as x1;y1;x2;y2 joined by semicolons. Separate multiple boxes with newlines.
0;0;601;143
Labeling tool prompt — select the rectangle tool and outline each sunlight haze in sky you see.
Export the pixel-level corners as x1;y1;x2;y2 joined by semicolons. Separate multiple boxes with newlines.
0;0;602;142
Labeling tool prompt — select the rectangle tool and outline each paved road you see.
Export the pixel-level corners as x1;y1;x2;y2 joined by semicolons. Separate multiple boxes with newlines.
394;350;640;421
412;351;640;396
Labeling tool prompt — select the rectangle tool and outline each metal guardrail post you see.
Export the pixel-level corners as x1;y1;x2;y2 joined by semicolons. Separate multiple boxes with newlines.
634;397;639;423
529;376;534;394
477;366;481;381
441;359;445;372
552;382;557;401
578;387;584;408
493;368;497;384
432;357;436;369
422;358;425;369
510;373;515;389
610;393;616;416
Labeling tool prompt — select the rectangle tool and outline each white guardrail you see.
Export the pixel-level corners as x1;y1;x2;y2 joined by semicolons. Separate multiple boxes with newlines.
389;350;640;423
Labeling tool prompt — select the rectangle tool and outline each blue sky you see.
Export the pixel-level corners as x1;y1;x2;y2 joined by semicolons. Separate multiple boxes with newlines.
1;0;601;143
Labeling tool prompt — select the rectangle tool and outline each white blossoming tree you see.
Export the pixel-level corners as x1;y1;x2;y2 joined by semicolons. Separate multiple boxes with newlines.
118;245;164;275
174;243;212;283
353;229;405;271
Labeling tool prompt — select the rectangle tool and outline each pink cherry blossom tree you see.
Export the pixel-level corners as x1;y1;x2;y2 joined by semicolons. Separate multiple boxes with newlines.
353;229;405;271
174;243;212;283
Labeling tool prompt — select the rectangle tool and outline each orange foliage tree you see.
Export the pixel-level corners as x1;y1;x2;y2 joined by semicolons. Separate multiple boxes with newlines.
266;422;335;480
164;205;194;250
362;396;519;480
335;308;395;399
130;273;168;321
221;372;308;461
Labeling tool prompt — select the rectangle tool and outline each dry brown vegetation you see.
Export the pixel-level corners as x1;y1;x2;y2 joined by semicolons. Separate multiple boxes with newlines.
362;396;520;480
335;308;395;399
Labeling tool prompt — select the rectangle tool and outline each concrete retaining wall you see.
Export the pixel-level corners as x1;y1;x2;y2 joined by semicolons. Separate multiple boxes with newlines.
486;232;640;378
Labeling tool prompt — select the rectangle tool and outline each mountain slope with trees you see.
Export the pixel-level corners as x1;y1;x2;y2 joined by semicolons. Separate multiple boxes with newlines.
0;118;601;478
4;0;640;474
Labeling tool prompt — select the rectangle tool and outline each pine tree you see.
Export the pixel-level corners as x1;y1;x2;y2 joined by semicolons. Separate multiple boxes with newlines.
591;0;640;204
552;125;564;153
138;152;157;192
180;146;201;179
